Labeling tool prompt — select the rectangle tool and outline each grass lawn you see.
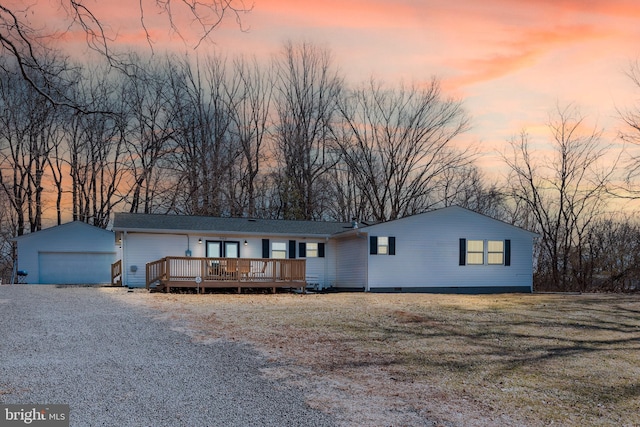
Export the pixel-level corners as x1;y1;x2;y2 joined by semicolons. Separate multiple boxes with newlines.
107;290;640;426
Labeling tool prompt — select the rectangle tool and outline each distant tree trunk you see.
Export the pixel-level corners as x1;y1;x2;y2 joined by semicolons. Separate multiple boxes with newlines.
0;58;65;234
164;54;238;216
123;55;176;214
501;104;616;291
272;41;343;220
62;64;130;227
439;164;509;221
227;56;273;218
618;59;640;199
335;78;471;222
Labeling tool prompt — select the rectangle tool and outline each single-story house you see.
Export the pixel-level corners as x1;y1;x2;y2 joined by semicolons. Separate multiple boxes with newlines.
11;221;118;284
113;206;537;293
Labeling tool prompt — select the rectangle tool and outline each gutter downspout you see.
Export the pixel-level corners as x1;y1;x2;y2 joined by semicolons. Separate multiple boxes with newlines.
185;234;191;257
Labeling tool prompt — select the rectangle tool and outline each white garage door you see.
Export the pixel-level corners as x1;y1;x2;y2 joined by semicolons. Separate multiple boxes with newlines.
38;252;115;284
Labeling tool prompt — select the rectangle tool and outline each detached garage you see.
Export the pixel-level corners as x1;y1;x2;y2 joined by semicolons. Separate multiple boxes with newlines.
11;222;118;284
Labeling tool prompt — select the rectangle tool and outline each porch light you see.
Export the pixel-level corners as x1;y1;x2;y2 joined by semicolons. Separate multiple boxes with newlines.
244;240;248;246
198;238;202;244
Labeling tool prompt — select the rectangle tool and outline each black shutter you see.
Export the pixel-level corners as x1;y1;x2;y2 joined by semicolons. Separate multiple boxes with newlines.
370;236;378;255
262;239;269;258
389;236;396;255
505;239;511;266
289;240;296;259
318;242;325;258
459;238;466;266
299;242;306;258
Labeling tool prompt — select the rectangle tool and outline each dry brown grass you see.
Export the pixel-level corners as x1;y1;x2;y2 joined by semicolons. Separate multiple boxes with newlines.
103;289;640;426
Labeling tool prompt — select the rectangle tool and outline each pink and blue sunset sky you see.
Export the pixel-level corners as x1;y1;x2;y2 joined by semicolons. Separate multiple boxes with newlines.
20;0;640;175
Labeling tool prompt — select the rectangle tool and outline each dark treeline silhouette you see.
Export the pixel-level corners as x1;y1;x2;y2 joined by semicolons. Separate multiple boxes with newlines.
2;44;640;293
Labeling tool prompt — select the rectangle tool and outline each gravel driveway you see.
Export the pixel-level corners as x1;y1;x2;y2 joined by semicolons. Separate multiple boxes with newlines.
0;285;335;427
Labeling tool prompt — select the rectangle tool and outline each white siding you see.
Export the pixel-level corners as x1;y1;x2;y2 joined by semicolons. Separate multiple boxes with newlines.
118;206;535;292
323;239;338;288
122;234;334;288
292;239;335;289
334;235;368;289
365;207;535;291
14;222;117;284
123;233;190;287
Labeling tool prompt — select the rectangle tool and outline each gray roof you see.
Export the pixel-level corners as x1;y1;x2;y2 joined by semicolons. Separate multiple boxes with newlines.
112;212;357;236
12;221;114;242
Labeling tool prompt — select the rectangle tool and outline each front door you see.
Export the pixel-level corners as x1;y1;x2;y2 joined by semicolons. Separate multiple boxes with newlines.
206;241;240;278
224;241;239;258
207;241;221;258
206;241;240;258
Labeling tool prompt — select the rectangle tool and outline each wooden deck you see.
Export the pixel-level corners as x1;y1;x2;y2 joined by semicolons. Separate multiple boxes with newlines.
145;257;306;293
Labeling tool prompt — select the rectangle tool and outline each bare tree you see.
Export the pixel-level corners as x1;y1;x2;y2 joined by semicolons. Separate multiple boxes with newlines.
44;113;68;226
0;63;31;235
272;41;343;220
586;217;640;292
324;160;372;222
226;55;273;217
502;104;617;291
0;1;251;108
0;56;68;234
165;54;238;216
335;78;471;222
617;59;640;198
122;55;177;214
0;188;15;282
440;164;509;221
61;65;130;227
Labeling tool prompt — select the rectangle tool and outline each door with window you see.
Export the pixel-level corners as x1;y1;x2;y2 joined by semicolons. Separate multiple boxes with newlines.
206;240;240;277
206;241;240;258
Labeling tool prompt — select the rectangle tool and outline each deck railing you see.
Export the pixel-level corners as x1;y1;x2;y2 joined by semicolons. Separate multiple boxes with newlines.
146;257;167;289
111;259;122;286
145;257;306;290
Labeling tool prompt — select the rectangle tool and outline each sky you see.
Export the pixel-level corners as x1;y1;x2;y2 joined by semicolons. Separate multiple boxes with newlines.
14;0;640;177
217;0;640;172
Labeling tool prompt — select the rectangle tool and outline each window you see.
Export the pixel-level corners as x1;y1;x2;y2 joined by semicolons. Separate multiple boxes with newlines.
467;240;484;265
306;242;318;258
272;242;287;259
299;242;325;258
370;236;396;255
487;240;504;265
377;236;389;255
460;238;511;266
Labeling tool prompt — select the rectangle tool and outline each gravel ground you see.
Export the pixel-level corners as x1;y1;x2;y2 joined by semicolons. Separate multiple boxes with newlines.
0;285;336;427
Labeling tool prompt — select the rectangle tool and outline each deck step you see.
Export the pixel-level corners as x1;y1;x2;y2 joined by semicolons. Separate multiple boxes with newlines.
150;283;166;293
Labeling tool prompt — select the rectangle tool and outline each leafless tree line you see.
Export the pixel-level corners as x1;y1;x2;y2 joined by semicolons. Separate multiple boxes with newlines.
501;104;622;292
0;43;484;229
3;30;640;292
